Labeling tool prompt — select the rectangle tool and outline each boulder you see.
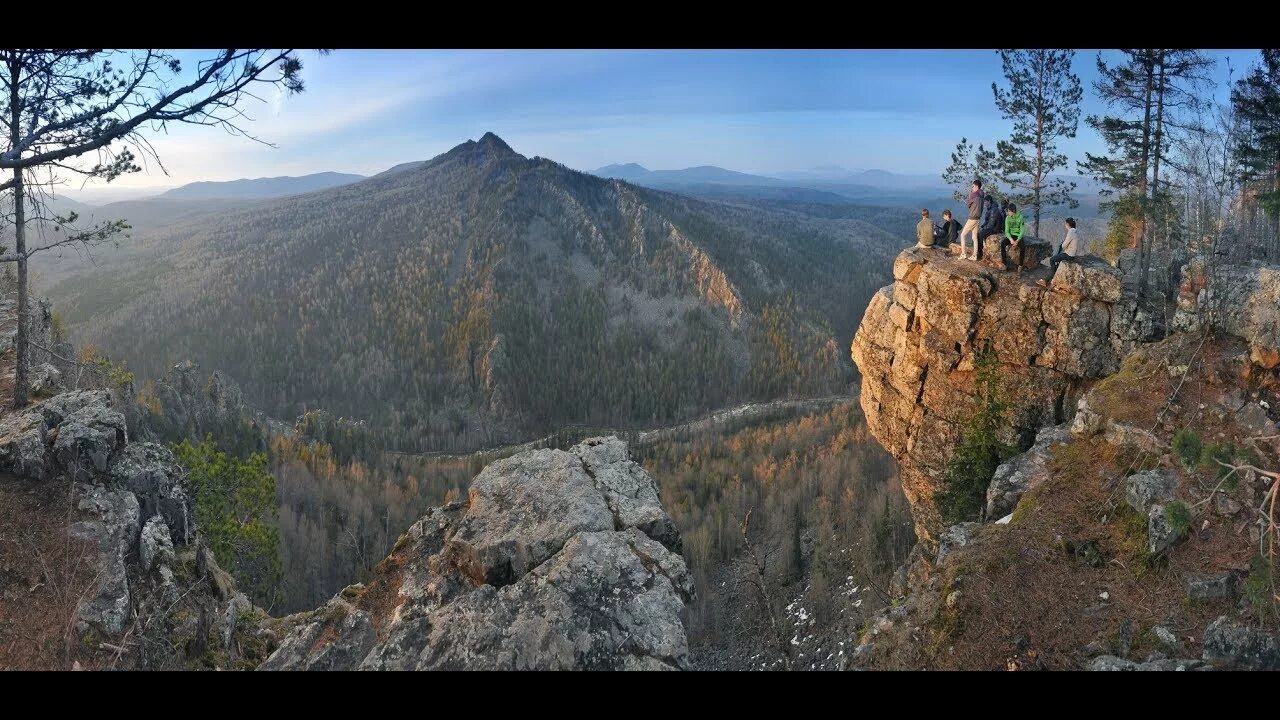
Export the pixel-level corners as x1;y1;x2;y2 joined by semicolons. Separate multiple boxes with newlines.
260;436;694;671
1147;503;1186;556
70;484;140;635
936;522;980;562
29;363;63;395
1203;616;1280;669
1185;572;1242;602
109;443;193;545
1125;470;1178;514
980;234;1052;270
140;514;175;572
986;425;1069;519
1051;255;1124;303
51;402;127;477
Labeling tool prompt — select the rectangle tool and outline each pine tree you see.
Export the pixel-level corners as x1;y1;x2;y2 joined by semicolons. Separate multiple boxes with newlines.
991;50;1083;238
1230;49;1280;261
943;137;1002;203
1080;50;1212;299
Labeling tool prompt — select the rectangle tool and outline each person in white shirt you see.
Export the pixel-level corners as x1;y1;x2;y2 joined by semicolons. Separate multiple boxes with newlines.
1038;217;1082;287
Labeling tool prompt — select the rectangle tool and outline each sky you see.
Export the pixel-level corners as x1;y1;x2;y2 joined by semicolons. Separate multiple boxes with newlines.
71;49;1264;194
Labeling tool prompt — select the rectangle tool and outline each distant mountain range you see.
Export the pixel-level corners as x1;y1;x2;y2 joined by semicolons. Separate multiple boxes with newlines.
156;171;367;201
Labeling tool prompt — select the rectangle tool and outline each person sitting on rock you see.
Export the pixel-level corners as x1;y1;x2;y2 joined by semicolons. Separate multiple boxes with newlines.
999;203;1027;272
1037;217;1082;287
916;208;936;248
937;209;961;248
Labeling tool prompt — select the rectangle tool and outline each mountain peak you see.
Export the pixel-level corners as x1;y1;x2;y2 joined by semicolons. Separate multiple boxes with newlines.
477;132;513;153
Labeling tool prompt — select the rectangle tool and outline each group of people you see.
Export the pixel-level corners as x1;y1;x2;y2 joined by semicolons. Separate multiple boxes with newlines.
915;179;1083;285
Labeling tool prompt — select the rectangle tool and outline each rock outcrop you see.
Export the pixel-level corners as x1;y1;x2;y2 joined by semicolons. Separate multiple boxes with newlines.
1174;258;1280;369
260;436;694;671
852;247;1151;539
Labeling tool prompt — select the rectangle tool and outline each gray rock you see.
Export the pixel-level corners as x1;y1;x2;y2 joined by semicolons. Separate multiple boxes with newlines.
936;522;980;562
444;447;615;587
1147;503;1186;556
1070;395;1104;436
986;425;1069;519
109;443;192;544
1052;256;1124;303
1126;470;1178;514
71;484;140;635
1153;625;1179;649
1213;493;1243;517
570;436;682;552
52;402;127;477
1203;616;1280;669
222;593;253;651
1186;572;1242;602
29;363;63;395
261;436;693;671
1089;654;1204;671
140;514;175;572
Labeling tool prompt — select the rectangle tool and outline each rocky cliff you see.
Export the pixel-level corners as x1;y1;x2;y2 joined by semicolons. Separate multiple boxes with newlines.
847;246;1280;670
851;245;1159;540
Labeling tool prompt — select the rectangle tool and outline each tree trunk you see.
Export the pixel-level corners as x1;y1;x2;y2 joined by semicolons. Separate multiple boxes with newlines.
1033;50;1046;238
1137;55;1155;300
1147;53;1166;300
8;57;28;409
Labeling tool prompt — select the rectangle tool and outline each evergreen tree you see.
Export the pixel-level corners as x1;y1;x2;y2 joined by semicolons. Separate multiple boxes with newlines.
991;49;1083;238
943;137;1002;203
1230;49;1280;260
935;342;1017;525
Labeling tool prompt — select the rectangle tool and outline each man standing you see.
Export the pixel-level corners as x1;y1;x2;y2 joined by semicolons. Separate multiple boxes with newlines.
917;208;936;247
999;203;1027;272
1038;217;1082;287
960;180;983;261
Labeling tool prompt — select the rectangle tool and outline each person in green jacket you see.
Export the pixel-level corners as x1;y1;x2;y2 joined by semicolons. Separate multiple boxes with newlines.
999;203;1027;272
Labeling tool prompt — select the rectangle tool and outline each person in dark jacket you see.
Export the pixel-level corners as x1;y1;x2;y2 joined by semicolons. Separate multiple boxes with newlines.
916;208;935;247
937;209;961;247
960;180;982;261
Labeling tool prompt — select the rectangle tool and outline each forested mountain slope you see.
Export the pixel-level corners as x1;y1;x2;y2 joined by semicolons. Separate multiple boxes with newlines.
53;133;904;451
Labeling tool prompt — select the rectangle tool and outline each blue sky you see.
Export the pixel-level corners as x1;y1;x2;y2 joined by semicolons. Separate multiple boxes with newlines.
93;49;1263;192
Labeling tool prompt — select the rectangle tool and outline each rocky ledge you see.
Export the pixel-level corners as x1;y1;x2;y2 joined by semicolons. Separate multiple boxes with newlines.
260;436;694;671
851;246;1158;539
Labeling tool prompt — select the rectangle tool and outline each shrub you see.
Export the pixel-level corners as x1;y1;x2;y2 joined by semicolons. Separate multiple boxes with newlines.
936;341;1017;525
1172;429;1203;471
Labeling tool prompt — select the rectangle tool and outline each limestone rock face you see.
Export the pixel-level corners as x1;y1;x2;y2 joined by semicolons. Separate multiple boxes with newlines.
0;389;125;481
259;436;694;671
852;247;1136;539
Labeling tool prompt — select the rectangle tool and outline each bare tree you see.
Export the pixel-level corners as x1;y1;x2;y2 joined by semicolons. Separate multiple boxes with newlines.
0;49;313;408
734;508;793;670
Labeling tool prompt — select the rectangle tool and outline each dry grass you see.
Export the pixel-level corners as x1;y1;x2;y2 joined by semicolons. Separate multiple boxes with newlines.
0;474;102;670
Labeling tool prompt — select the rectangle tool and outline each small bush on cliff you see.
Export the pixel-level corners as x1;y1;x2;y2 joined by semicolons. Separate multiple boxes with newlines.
172;435;283;610
1172;429;1203;470
936;342;1017;525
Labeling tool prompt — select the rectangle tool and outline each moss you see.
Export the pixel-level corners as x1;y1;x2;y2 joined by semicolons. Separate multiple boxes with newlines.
1011;495;1037;524
1246;553;1276;610
339;583;365;602
1115;504;1151;575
